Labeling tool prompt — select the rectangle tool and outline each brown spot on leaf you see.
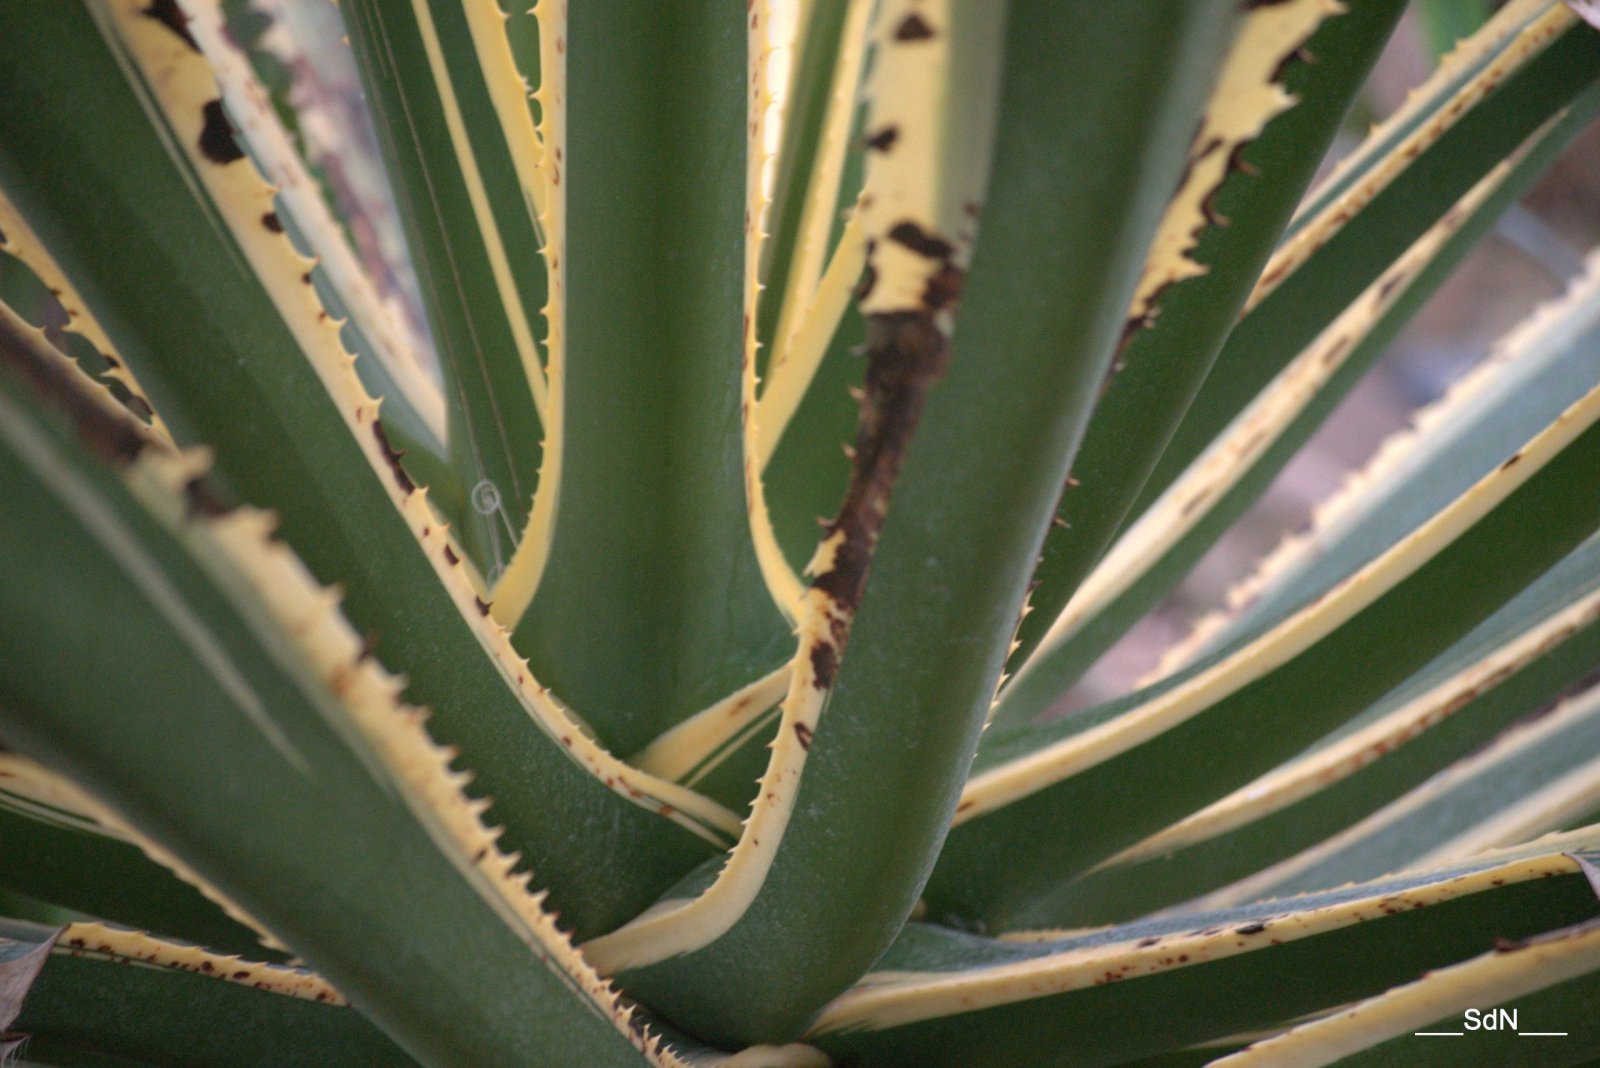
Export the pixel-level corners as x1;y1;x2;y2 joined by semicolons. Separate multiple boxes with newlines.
864;125;900;152
810;641;839;690
887;221;956;262
143;0;199;51
261;211;284;234
1236;922;1267;935
198;99;245;165
793;722;814;750
895;13;936;40
443;545;460;566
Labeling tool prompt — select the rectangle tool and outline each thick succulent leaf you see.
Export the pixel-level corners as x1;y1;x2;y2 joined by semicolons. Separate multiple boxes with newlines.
756;0;870;381
1056;531;1600;925
806;838;1600;1068
932;351;1600;930
1133;0;1600;556
0;0;725;940
998;80;1600;725
0;329;680;1065
0;751;270;960
1000;0;1401;679
338;0;550;581
583;2;1239;1047
1216;914;1600;1066
1200;682;1600;913
1042;258;1600;922
629;666;790;814
508;0;794;755
1154;243;1600;677
1006;1;1600;705
1;920;412;1066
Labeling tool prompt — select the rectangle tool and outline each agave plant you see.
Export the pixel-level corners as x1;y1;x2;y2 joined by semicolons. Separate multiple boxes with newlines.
4;0;1600;1063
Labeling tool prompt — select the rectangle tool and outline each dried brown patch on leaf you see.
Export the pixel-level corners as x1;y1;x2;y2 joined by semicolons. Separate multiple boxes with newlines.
198;98;245;165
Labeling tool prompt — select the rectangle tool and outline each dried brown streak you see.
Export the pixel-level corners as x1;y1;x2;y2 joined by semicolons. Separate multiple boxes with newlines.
198;100;245;165
812;313;949;614
793;722;814;750
142;0;199;51
0;315;146;465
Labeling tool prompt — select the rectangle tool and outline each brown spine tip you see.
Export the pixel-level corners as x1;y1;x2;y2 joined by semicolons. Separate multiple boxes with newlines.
370;420;416;494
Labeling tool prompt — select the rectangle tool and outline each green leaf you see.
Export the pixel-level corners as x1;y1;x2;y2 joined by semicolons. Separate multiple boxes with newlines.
998;74;1600;725
1418;0;1495;61
1165;245;1600;670
0;322;673;1065
932;356;1600;930
1215;913;1600;1066
508;0;794;755
1052;531;1600;925
1001;0;1402;682
0;0;722;940
3;920;413;1066
1033;260;1600;922
1143;0;1600;516
0;752;272;959
1216;677;1600;909
808;840;1600;1068
756;0;865;378
339;0;548;581
586;1;1240;1047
